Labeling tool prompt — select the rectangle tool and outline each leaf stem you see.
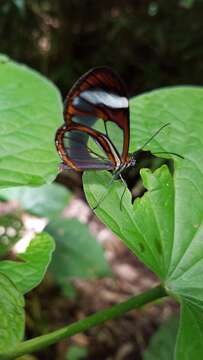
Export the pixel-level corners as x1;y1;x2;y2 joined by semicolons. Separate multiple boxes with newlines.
0;284;167;359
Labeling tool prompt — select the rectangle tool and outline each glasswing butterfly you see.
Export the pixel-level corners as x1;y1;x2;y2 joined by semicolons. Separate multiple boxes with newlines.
55;67;181;208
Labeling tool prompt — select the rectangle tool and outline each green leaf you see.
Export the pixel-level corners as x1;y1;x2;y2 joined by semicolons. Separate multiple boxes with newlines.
46;218;111;281
0;54;62;188
84;165;173;280
83;87;203;358
0;232;55;294
0;183;71;218
144;316;179;360
0;272;24;352
176;302;203;359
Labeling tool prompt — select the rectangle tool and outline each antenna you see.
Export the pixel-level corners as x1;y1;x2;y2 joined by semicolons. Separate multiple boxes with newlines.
133;122;170;156
132;122;184;160
153;151;184;159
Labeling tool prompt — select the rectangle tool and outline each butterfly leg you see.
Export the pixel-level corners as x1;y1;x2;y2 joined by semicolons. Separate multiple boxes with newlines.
92;176;115;210
119;174;128;211
92;170;127;211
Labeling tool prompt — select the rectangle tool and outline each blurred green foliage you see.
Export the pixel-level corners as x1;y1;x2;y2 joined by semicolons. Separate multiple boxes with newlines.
0;214;23;257
66;345;88;360
143;316;179;360
0;184;71;218
47;218;111;283
0;0;202;96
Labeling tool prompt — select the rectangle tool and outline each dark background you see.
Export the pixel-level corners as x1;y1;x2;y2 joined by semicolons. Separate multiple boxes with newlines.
1;0;203;99
1;1;202;359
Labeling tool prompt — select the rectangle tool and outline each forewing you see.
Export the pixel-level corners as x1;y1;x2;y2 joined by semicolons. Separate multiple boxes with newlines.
64;67;130;161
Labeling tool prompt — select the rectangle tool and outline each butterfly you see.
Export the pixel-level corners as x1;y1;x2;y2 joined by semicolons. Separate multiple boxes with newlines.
55;67;179;207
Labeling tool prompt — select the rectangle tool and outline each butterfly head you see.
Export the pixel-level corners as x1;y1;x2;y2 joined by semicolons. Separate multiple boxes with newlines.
129;156;136;168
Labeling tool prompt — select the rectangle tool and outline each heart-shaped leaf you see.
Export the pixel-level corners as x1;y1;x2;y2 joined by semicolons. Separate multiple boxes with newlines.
0;272;24;352
0;232;55;294
0;54;62;188
83;87;203;359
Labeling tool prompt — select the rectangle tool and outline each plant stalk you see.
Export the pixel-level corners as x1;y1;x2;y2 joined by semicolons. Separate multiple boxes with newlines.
0;284;167;359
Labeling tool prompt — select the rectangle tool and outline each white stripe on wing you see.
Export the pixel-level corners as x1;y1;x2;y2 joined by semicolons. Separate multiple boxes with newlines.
80;89;128;108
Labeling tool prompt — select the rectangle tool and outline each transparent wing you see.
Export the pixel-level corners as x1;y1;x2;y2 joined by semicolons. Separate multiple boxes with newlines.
56;125;115;171
64;67;130;162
